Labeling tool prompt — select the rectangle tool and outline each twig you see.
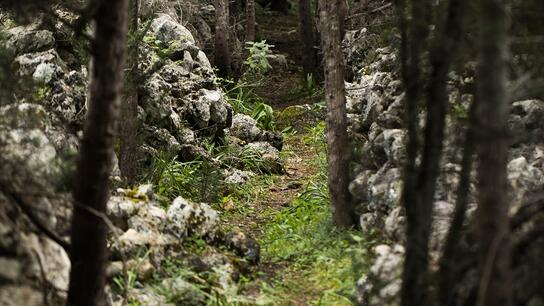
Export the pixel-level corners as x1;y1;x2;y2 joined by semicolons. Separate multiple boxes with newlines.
0;185;71;254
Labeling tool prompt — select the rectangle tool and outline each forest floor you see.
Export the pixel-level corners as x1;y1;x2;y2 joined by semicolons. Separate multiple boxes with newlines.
217;11;372;305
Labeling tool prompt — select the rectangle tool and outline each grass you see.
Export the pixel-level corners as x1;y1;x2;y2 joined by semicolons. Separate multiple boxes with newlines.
254;122;373;305
138;112;373;305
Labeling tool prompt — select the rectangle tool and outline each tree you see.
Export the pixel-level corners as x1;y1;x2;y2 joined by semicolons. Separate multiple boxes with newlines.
394;0;431;303
246;0;256;42
66;0;129;305
395;0;468;305
270;0;289;13
215;0;231;78
319;0;357;228
474;0;512;305
119;0;140;184
298;0;318;77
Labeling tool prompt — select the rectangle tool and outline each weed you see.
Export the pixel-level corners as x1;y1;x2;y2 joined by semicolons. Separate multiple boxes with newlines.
223;81;278;131
244;40;274;76
146;153;223;204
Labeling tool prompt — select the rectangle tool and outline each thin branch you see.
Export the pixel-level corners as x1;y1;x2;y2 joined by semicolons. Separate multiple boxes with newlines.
0;185;71;254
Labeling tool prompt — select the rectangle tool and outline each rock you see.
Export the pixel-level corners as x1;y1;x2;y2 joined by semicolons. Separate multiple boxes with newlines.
507;156;544;211
355;244;404;306
245;141;284;173
224;169;253;185
6;25;55;54
158;62;191;83
224;231;260;264
0;128;59;189
159;277;206;305
196;50;212;69
107;196;143;229
0;285;43;306
107;259;155;281
230;114;262;143
151;14;195;45
127;287;174;306
115;229;177;259
166;197;220;241
141;73;174;125
14;49;64;81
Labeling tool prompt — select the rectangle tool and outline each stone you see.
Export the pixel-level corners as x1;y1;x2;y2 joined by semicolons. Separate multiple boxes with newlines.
230;114;262;143
245;141;284;173
14;49;64;79
355;244;404;306
224;169;253;185
0;285;43;306
166;197;220;241
224;231;260;264
196;50;212;69
160;277;206;305
6;25;55;54
151;14;196;44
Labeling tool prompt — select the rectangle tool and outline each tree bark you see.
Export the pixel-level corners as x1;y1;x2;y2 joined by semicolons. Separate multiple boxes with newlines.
395;0;430;304
66;0;129;305
215;0;231;78
246;0;256;42
438;101;475;306
270;0;289;13
474;0;512;305
119;0;140;184
298;0;317;77
319;0;357;229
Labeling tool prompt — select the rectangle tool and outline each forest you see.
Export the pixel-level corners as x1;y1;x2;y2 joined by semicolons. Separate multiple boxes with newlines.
0;0;543;305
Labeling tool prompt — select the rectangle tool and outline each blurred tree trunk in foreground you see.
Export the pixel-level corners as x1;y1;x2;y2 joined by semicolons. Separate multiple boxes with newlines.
474;0;513;305
66;0;129;305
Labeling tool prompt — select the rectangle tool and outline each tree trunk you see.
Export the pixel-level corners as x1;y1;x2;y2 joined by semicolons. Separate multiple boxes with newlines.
298;0;317;77
119;0;140;184
475;0;512;305
438;100;475;306
215;0;231;78
319;0;357;229
395;0;430;303
270;0;289;12
246;0;256;42
66;0;129;305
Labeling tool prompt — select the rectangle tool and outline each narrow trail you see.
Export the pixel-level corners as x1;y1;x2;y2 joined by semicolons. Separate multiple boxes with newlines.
220;11;357;305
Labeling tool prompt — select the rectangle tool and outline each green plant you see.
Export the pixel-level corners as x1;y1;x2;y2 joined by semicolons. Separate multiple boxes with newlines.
300;73;323;97
223;82;278;131
146;153;222;203
251;102;275;131
244;40;274;76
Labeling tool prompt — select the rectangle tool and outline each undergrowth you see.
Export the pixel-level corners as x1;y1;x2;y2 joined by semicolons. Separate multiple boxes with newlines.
256;122;374;305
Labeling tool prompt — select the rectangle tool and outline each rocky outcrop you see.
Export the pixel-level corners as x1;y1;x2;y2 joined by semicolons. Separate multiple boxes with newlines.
106;185;257;305
0;9;280;306
344;28;544;306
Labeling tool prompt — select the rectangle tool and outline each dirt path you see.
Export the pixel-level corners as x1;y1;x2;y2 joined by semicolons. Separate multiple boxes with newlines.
221;10;347;305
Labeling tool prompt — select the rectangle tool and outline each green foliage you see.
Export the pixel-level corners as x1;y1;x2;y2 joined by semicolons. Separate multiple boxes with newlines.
244;40;274;76
289;73;323;98
255;121;373;305
223;81;278;131
146;153;222;203
251;102;275;131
